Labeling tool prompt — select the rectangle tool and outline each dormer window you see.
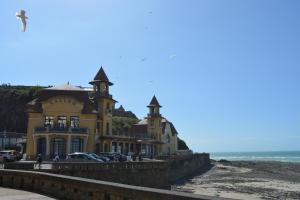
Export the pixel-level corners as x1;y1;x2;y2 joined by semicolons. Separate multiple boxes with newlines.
45;116;54;128
70;116;80;128
57;116;67;128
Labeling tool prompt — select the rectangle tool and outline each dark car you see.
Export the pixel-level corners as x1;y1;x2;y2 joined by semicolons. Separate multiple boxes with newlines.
87;153;110;162
66;152;104;162
98;152;127;162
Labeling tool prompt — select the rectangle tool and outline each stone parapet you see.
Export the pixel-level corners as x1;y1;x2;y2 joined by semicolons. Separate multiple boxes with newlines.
0;169;232;200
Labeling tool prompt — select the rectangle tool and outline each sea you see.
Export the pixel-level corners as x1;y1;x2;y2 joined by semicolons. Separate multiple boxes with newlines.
210;151;300;163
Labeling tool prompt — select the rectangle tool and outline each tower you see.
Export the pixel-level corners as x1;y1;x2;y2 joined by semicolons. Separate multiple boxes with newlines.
147;95;163;155
89;66;116;152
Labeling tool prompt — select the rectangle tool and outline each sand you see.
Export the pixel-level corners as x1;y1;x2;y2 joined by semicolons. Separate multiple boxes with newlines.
172;160;300;200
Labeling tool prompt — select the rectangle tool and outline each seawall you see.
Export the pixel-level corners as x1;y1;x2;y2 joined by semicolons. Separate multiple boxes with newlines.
0;169;231;200
2;153;211;188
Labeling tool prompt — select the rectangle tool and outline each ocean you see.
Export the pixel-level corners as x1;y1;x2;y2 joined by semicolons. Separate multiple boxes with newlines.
210;151;300;163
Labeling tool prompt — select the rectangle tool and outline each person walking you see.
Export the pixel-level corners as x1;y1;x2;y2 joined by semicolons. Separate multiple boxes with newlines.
36;154;42;169
53;153;60;162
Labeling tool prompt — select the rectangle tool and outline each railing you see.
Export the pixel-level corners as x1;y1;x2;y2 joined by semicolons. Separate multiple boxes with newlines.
34;126;88;134
105;133;158;141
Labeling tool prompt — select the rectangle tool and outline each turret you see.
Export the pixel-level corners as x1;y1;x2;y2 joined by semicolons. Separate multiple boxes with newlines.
147;95;163;146
89;66;116;138
147;95;161;117
89;66;113;98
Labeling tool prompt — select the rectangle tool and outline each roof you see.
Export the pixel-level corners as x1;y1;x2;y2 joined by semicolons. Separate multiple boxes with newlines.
89;67;113;86
137;118;148;125
26;88;97;114
46;83;85;91
131;124;147;134
147;95;161;107
118;105;125;111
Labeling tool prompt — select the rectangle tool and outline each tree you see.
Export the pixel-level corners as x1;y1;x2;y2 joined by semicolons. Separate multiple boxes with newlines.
177;137;189;150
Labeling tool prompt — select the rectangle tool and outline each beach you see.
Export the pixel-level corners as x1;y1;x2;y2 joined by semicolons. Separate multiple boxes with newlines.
172;160;300;200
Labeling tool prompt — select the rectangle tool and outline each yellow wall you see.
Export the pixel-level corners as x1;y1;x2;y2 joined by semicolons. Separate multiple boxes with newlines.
26;96;97;159
26;113;43;159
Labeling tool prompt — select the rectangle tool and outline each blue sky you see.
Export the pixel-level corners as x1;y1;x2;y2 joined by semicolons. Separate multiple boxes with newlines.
1;0;300;152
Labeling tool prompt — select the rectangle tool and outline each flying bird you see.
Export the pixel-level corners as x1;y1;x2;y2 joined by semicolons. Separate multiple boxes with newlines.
16;10;28;32
169;54;177;59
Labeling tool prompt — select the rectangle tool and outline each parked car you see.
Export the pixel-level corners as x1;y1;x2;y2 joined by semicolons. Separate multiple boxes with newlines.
98;152;115;161
87;153;110;162
0;150;17;162
99;153;127;162
66;152;104;162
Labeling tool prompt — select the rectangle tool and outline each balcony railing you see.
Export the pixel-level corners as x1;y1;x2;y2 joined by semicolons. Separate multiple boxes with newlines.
34;126;88;134
108;132;157;140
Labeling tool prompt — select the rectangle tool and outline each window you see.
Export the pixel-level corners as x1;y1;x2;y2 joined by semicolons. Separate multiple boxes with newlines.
149;107;154;115
112;142;117;153
71;138;83;153
70;116;80;128
106;122;110;135
150;120;154;127
45;116;54;127
100;83;107;94
51;138;66;157
167;134;170;143
106;102;111;114
37;138;46;156
57;116;67;128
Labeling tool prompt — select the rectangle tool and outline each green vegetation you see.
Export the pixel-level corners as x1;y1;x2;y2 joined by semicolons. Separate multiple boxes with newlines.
112;116;139;135
0;84;43;132
177;137;189;150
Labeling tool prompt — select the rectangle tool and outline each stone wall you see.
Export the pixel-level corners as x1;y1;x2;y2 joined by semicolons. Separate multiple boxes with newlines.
0;169;231;200
167;153;211;183
1;153;211;188
44;161;169;188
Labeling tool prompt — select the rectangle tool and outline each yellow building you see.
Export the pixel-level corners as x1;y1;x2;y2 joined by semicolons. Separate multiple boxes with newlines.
26;67;177;159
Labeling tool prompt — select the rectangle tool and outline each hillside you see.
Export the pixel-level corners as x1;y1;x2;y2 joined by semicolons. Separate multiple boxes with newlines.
0;84;43;132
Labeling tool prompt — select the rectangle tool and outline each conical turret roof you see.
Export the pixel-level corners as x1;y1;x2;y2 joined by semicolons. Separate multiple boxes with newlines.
147;95;162;107
89;66;113;85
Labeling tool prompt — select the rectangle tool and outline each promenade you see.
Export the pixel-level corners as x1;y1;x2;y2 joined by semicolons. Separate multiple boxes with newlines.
0;187;55;200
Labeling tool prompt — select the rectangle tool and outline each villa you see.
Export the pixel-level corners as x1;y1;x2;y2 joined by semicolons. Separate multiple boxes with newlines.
25;67;178;159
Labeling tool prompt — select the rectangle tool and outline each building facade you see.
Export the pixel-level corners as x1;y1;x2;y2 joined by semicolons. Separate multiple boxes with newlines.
26;67;177;159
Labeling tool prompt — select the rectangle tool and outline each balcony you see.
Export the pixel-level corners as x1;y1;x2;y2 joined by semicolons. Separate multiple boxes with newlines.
105;132;157;141
34;126;88;134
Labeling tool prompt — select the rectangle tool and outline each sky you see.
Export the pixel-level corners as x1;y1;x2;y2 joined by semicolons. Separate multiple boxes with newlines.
1;0;300;152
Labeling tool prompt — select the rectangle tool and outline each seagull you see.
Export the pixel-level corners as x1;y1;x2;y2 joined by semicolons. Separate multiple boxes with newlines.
169;54;177;59
16;10;28;32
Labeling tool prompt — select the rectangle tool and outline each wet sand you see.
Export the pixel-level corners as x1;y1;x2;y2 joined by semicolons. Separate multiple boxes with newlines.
172;160;300;200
